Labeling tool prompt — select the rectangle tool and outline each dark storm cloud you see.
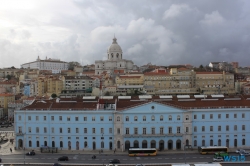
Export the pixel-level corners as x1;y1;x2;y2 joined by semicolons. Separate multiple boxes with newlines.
0;0;250;68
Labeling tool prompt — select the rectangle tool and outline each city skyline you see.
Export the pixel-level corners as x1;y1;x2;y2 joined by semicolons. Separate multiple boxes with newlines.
1;0;250;68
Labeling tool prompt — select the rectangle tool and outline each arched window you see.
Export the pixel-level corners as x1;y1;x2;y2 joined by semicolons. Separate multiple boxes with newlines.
126;116;129;121
84;141;88;148
169;115;172;121
134;116;138;121
117;116;120;122
116;53;119;58
177;115;180;120
143;116;146;121
151;115;155;121
98;65;99;68
120;64;121;67
111;53;113;58
160;115;163;121
186;115;189;120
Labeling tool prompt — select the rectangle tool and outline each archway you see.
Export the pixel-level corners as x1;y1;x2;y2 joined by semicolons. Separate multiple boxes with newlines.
52;141;55;147
93;142;96;150
176;140;181;150
76;141;79;150
226;139;229;147
168;140;173;150
29;140;32;147
117;141;120;149
18;139;23;148
234;139;237;147
151;140;156;148
159;140;164;151
109;141;112;150
60;141;63;148
133;140;139;148
186;139;189;146
84;141;87;148
68;141;71;150
36;140;39;147
142;140;147;148
125;141;130;150
210;139;213;146
218;139;221;146
44;141;47;146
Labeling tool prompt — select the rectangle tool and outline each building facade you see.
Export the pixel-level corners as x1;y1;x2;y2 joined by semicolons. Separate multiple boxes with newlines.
14;95;250;151
21;57;68;74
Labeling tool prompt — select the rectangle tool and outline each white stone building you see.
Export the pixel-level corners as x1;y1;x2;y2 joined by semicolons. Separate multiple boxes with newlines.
21;57;68;74
95;37;134;75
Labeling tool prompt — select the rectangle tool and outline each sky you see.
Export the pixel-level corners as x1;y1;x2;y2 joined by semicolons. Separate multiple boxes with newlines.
1;0;250;68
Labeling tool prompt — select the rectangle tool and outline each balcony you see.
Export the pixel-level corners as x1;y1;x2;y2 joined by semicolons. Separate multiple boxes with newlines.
175;133;183;136
167;133;174;137
123;134;167;137
16;132;24;136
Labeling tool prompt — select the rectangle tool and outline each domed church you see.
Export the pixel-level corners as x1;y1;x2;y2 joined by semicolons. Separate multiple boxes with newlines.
95;37;134;75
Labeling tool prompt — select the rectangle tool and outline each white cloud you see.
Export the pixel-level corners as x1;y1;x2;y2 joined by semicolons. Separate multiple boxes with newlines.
127;44;143;55
163;4;191;20
200;11;225;26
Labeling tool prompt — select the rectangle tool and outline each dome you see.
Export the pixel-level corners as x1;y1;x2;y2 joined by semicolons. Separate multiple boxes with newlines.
107;37;122;53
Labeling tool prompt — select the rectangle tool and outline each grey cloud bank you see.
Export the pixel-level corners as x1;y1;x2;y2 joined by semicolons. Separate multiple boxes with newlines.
0;0;250;68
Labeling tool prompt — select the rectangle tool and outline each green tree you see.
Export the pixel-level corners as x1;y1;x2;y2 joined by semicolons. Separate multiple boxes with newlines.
68;61;81;70
51;93;57;98
6;75;11;80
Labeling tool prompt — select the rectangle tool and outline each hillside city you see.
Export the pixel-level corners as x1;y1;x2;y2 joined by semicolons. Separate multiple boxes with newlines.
1;37;250;154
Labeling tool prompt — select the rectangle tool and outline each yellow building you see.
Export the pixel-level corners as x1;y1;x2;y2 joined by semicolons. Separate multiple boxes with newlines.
0;93;15;116
46;77;63;96
115;74;144;86
37;77;47;97
144;68;197;95
196;71;235;95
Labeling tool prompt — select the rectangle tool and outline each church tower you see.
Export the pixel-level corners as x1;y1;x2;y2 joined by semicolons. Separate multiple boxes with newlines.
107;37;123;60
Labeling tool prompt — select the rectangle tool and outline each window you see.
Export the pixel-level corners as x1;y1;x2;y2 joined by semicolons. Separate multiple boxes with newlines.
194;126;197;132
143;128;146;134
177;127;181;133
92;116;95;121
218;126;221;131
126;116;129;121
143;116;146;121
68;128;71;133
28;116;31;121
117;116;120;121
202;114;205;119
18;116;21;121
75;117;79;121
186;127;189;132
92;128;95;134
84;128;87;133
59;116;62;121
134;116;138;121
84;117;87;121
100;128;104;134
202;126;205;132
67;116;70;121
168;127;172;134
109;116;112;121
59;128;62;133
234;114;237;118
76;128;79;133
134;128;138;134
226;125;229;131
177;115;180;120
242;125;245;131
160;115;163;121
117;128;120;134
234;125;237;131
160;127;164;134
44;116;46;121
218;114;221;119
44;127;47;133
242;113;245;118
151;128;155;134
36;116;39;121
194;115;197;119
151;115;155;121
36;127;39;133
28;127;31;133
109;128;112;134
169;115;172;121
126;128;129;134
226;114;229;118
51;116;54;121
186;115;189;120
51;127;54;133
210;126;213;132
100;116;104;121
210;114;213;119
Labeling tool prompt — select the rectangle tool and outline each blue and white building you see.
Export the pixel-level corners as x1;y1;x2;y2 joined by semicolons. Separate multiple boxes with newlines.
14;95;250;151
